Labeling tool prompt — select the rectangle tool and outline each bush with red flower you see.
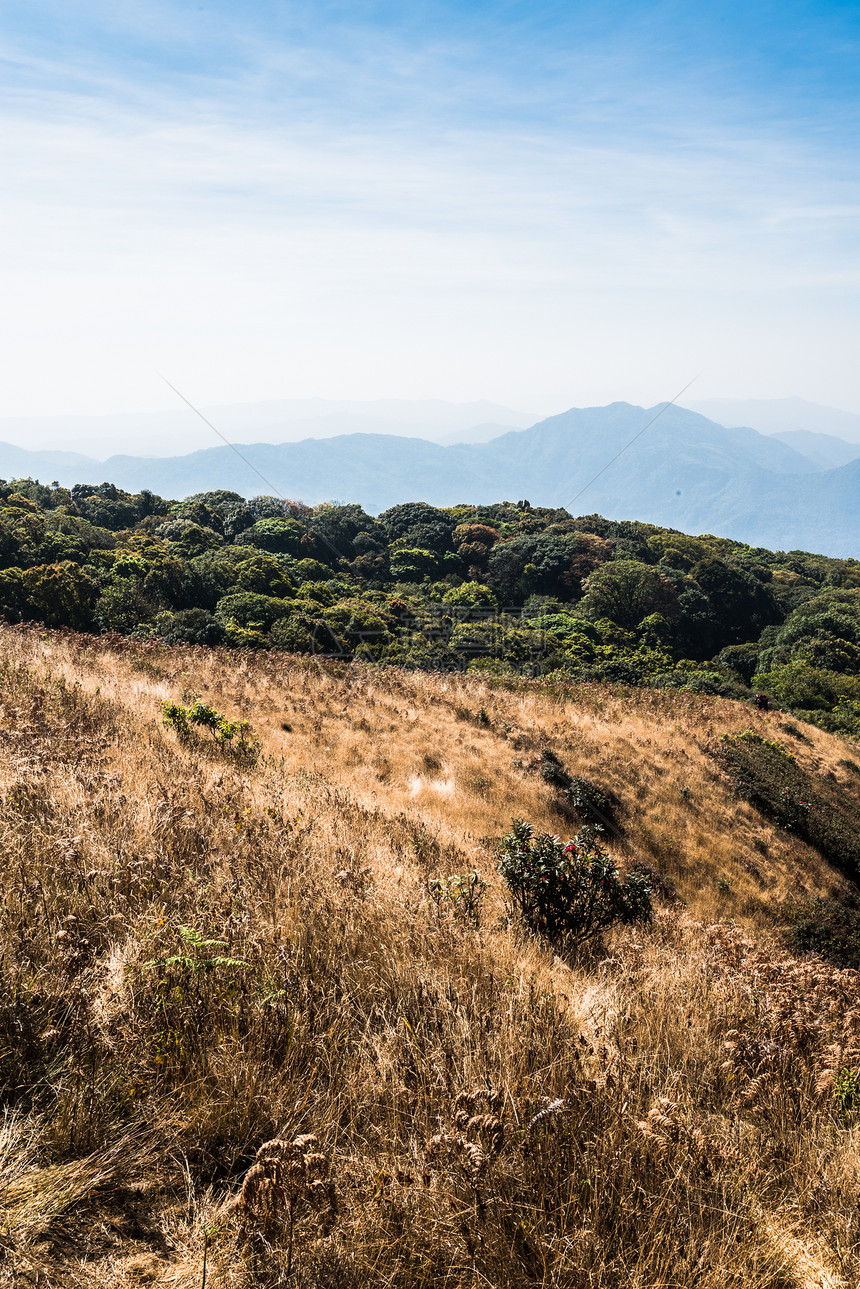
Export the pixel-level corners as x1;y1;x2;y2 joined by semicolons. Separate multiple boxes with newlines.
497;818;653;951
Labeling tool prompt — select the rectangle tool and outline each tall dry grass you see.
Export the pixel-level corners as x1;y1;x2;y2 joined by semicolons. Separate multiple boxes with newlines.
0;624;857;1286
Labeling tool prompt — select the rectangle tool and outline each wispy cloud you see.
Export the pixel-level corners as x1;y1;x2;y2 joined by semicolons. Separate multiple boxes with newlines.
1;1;860;424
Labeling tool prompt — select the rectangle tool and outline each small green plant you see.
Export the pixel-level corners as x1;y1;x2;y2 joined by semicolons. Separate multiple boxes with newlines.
162;697;259;764
497;819;652;951
141;927;250;1075
833;1068;860;1120
428;871;488;926
145;925;248;974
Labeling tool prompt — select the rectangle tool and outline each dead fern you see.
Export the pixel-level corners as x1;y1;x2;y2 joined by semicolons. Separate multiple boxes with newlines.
223;1133;336;1274
424;1088;505;1218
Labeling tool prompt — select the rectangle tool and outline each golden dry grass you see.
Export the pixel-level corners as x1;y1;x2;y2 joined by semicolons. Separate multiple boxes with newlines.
0;623;857;1286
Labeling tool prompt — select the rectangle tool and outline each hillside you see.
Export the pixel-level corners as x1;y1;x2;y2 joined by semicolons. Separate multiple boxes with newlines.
3;403;860;554
4;622;860;1286
0;481;857;744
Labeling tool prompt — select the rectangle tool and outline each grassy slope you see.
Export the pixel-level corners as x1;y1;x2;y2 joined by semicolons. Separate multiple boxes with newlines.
1;624;859;1286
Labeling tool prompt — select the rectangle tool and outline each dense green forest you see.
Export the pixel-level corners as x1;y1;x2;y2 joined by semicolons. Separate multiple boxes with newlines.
1;477;859;738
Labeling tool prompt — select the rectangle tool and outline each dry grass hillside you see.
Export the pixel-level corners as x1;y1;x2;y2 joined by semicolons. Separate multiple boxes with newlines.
1;623;860;1286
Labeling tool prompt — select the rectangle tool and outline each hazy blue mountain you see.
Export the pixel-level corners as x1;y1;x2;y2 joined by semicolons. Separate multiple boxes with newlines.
769;429;860;470
0;444;99;481
0;397;534;458
434;422;521;445
688;396;860;444
88;402;812;508
682;457;860;556
3;402;859;556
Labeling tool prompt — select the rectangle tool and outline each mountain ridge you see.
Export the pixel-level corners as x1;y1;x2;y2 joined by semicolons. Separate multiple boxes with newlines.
0;397;536;457
0;401;857;555
688;395;860;444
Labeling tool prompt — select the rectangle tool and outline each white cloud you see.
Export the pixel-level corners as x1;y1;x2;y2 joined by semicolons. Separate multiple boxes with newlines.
1;7;860;429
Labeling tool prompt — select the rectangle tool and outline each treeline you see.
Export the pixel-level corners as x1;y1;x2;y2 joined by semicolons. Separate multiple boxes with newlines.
1;479;859;736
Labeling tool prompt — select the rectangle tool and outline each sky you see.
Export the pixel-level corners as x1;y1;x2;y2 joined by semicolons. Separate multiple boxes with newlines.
2;0;860;438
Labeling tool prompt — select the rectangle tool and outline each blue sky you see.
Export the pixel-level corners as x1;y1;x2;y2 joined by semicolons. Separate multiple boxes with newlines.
1;0;859;429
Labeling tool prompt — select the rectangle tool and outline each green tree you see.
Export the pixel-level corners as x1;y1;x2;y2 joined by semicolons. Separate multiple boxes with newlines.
389;548;441;582
441;581;498;608
0;568;23;621
690;557;779;649
214;591;294;635
234;518;305;556
21;561;98;630
379;503;455;553
96;578;154;634
485;534;580;603
579;560;678;631
232;552;295;598
752;660;860;712
155;608;226;646
310;504;383;562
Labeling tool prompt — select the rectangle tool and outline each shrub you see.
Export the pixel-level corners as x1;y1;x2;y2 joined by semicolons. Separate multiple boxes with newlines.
716;733;860;881
497;818;652;950
161;698;259;765
731;729;796;760
784;897;860;969
538;750;616;829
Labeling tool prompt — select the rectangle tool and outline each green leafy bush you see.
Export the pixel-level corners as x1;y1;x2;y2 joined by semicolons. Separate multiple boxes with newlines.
161;698;259;764
497;818;652;950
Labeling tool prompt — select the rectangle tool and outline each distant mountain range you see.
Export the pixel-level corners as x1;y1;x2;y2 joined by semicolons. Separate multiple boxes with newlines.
2;401;860;557
0;398;535;458
768;429;860;470
688;396;860;445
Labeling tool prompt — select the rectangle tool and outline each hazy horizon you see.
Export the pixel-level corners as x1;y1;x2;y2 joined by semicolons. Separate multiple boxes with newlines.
2;392;860;461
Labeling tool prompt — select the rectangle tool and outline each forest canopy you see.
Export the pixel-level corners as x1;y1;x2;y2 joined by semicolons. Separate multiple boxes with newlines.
1;478;859;737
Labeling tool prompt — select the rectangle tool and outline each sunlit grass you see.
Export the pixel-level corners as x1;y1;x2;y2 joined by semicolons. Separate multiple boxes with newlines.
0;623;857;1285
